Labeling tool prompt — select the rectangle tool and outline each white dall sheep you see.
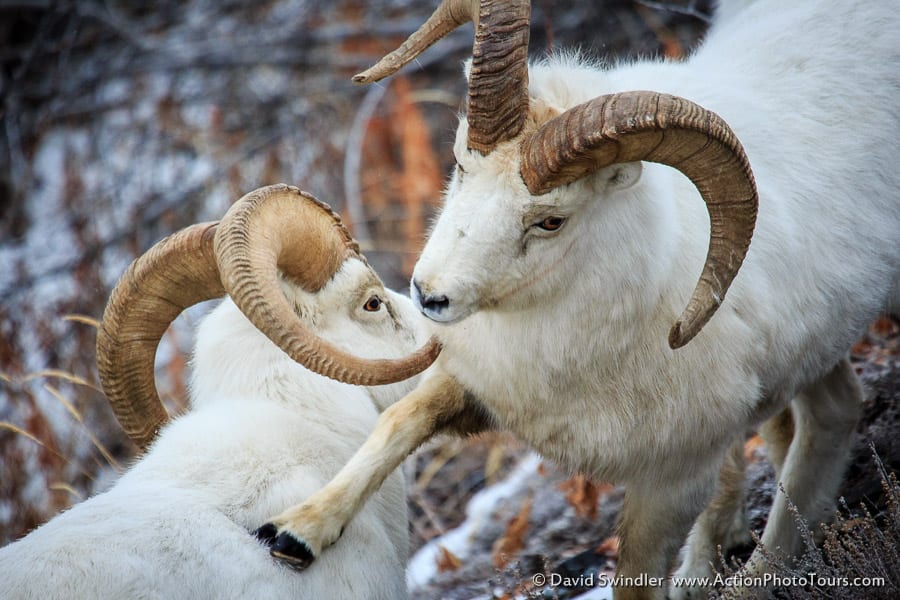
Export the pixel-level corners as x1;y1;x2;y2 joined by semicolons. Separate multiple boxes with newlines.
0;185;440;600
220;2;898;599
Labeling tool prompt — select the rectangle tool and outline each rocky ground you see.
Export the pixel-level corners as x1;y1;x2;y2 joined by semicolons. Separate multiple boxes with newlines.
406;316;900;599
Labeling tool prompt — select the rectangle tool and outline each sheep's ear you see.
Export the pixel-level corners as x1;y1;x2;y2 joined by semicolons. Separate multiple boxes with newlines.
527;96;561;128
598;161;642;192
278;278;321;327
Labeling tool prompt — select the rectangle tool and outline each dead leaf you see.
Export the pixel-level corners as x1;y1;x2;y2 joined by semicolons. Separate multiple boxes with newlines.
595;535;620;559
394;76;442;275
492;496;532;569
559;474;609;519
661;36;684;60
851;338;874;358
744;434;765;461
870;315;898;338
435;545;462;573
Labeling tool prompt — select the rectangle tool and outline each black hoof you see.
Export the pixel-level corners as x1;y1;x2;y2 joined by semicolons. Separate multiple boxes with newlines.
270;532;316;570
254;523;279;544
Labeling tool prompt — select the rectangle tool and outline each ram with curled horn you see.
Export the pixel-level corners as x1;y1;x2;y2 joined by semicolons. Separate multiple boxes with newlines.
98;185;441;450
252;2;900;598
1;184;437;598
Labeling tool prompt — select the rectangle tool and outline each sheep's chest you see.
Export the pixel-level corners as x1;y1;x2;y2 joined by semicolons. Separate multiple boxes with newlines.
441;312;750;483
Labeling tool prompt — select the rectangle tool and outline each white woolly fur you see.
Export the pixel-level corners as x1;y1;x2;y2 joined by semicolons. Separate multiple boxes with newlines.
407;0;899;596
0;258;425;600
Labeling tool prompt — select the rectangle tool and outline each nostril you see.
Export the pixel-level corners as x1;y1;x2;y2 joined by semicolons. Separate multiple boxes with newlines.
421;293;450;313
413;280;449;313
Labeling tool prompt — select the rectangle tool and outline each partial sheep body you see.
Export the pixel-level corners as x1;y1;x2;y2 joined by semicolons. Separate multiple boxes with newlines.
0;256;422;600
427;0;899;480
410;0;898;592
254;2;899;598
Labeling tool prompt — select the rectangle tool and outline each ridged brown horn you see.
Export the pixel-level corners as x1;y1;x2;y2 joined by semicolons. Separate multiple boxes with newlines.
353;0;531;155
466;0;531;153
520;91;758;349
353;0;479;84
96;223;224;451
214;184;441;386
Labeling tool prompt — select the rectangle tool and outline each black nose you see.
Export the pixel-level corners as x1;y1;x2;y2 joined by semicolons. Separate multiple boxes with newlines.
422;293;449;314
413;280;449;314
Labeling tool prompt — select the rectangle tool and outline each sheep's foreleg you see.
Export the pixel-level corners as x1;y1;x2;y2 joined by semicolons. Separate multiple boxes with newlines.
614;462;720;600
256;373;485;568
670;438;751;599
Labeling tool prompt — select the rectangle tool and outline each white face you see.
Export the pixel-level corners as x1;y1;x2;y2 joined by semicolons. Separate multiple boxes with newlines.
192;258;427;413
300;258;426;361
301;258;428;407
411;118;642;324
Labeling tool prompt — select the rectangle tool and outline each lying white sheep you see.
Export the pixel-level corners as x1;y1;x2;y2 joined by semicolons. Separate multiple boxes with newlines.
0;185;437;600
239;2;900;599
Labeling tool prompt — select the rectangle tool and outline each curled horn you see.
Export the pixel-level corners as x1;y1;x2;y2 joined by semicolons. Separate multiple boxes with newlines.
465;0;531;152
97;184;441;450
520;91;758;348
96;223;224;450
354;0;531;154
214;184;441;386
356;5;753;346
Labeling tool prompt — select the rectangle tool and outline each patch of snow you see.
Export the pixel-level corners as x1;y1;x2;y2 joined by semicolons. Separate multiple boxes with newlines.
248;65;290;103
407;452;542;591
24;131;79;283
16;314;48;375
571;585;615;600
180;102;215;130
269;0;312;23
20;453;52;512
98;80;131;105
0;502;12;526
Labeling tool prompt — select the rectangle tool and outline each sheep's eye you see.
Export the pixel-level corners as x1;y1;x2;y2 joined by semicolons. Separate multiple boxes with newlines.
536;216;566;232
363;295;382;312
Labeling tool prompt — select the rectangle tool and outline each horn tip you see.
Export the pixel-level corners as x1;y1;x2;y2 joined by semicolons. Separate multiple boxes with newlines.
668;321;689;350
354;61;394;84
425;336;443;359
